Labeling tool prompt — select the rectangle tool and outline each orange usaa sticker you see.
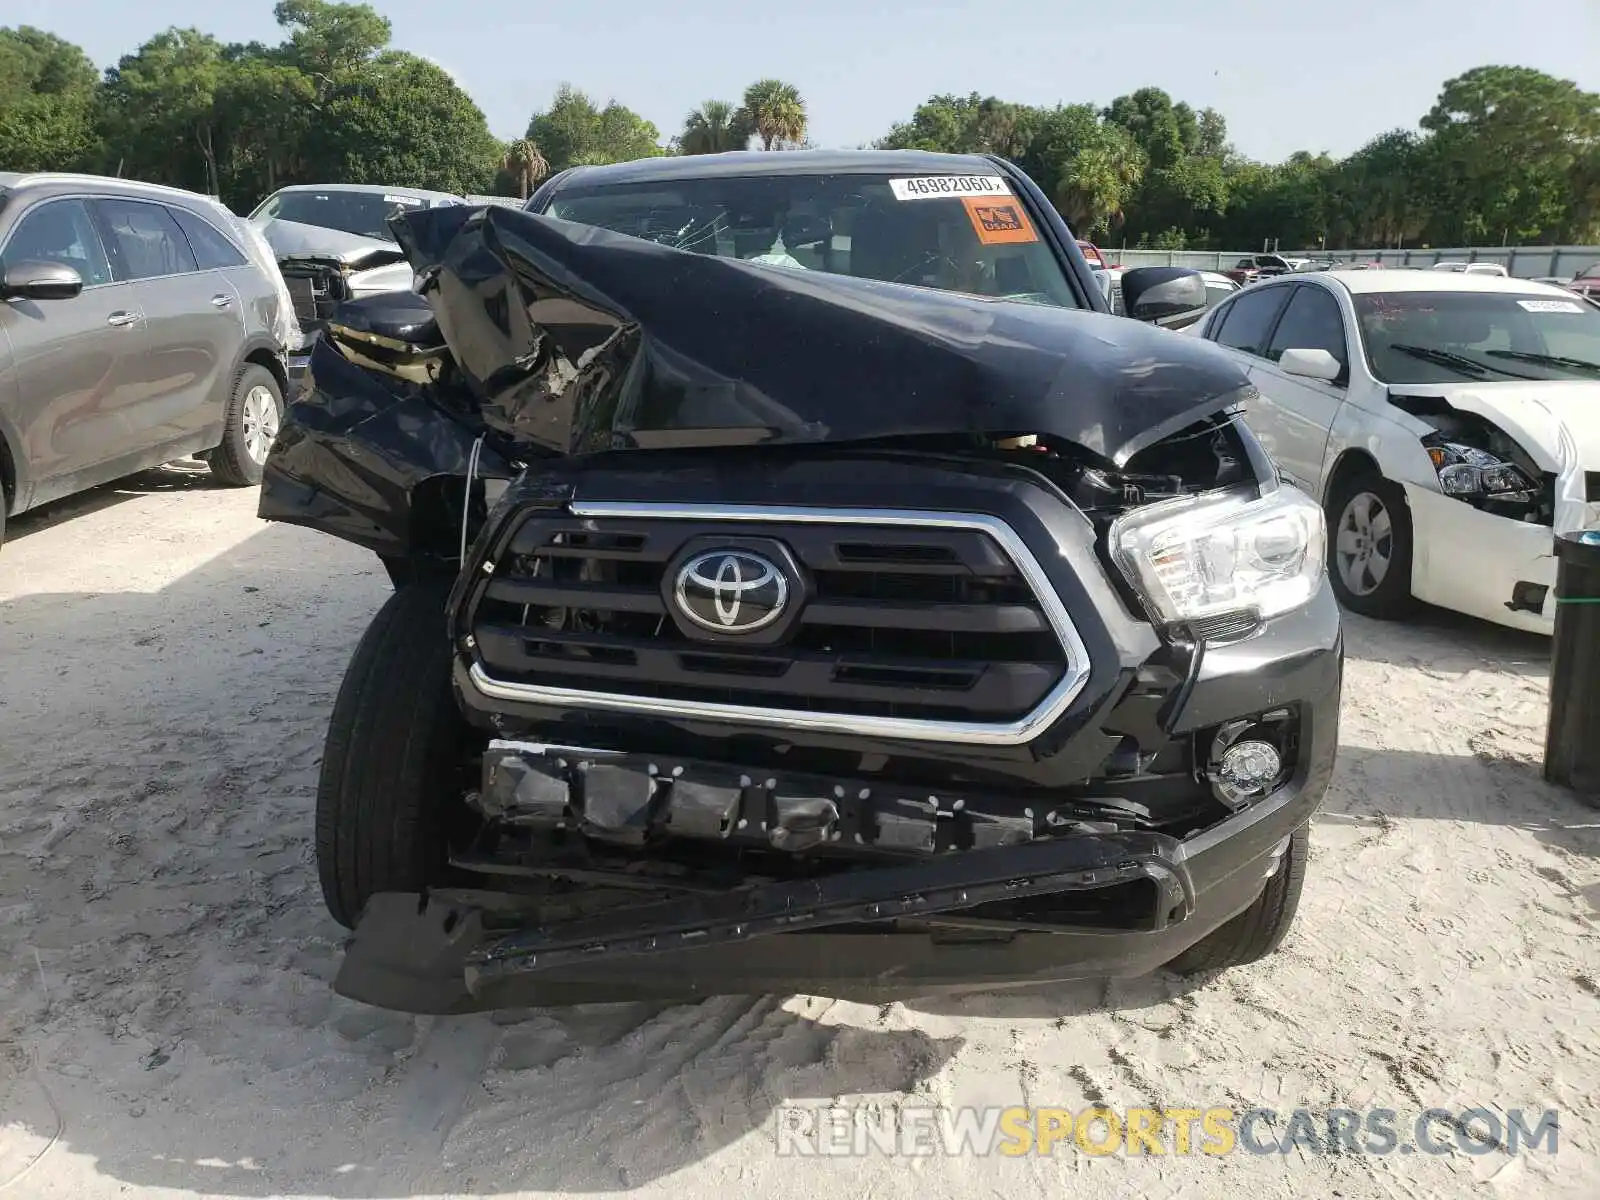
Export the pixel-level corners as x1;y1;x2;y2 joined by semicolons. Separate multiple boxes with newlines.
961;195;1039;245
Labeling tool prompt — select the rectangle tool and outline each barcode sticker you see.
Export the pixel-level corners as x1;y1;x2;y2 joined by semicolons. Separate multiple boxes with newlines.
1518;299;1584;313
889;176;1012;201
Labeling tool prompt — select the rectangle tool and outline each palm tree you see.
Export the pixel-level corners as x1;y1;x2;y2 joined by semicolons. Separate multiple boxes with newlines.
1055;139;1144;235
502;137;550;199
680;100;747;155
738;79;807;151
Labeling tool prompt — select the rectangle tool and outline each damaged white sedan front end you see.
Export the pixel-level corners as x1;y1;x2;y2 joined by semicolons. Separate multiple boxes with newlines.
1190;270;1600;634
248;184;464;376
1393;384;1599;633
257;222;415;375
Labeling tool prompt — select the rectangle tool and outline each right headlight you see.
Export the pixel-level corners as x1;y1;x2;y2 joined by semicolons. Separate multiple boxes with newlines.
1424;439;1537;503
1109;485;1327;625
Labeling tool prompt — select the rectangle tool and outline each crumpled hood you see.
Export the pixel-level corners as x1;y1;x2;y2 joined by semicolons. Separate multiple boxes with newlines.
1389;380;1600;471
389;204;1252;465
253;216;405;268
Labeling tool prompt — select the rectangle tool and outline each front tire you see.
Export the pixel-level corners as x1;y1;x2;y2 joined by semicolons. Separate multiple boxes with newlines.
209;364;283;487
1325;471;1416;619
315;581;480;929
1166;825;1309;975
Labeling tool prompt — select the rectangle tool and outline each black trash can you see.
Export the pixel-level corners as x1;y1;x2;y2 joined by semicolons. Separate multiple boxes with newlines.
1543;530;1600;809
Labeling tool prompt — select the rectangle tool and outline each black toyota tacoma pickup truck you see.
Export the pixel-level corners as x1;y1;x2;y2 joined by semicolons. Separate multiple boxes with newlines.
260;150;1341;1014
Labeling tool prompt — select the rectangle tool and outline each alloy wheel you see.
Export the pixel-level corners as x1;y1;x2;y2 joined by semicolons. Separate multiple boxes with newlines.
241;385;281;467
1334;490;1393;597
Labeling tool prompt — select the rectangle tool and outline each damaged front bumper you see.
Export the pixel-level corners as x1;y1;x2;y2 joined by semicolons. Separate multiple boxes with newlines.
1406;483;1600;634
332;786;1301;1012
336;830;1191;1013
331;588;1341;1013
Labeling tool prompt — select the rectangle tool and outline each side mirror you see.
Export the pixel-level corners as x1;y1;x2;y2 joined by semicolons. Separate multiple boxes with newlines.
1089;267;1115;307
1279;347;1344;382
1;260;84;301
1119;267;1206;326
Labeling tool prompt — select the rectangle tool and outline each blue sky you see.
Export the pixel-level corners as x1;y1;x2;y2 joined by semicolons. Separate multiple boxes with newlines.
13;0;1600;161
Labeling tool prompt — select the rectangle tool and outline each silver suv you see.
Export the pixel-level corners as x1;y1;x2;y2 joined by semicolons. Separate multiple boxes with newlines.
0;173;299;546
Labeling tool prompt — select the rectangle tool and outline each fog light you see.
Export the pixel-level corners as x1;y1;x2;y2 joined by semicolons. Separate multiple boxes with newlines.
1214;739;1282;808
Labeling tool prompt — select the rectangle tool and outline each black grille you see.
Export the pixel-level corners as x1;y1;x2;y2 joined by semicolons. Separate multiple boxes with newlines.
279;263;346;325
467;512;1071;724
1586;471;1600;503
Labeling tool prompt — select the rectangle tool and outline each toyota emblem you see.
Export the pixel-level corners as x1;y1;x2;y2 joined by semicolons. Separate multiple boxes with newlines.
673;550;790;634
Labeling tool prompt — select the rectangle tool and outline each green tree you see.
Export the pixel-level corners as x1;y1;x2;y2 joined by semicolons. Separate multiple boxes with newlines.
1331;130;1432;247
1104;87;1188;170
98;29;229;194
738;79;806;150
526;83;664;172
1566;146;1600;244
878;92;1032;158
679;100;747;154
1021;105;1144;235
1420;65;1600;244
213;52;316;204
1219;152;1338;250
501;136;550;197
1105;86;1229;242
1194;107;1229;159
0;27;100;172
308;52;499;193
272;0;390;96
0;26;97;98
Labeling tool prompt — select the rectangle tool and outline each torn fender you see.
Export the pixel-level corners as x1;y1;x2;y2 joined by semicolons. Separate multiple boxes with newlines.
257;332;516;562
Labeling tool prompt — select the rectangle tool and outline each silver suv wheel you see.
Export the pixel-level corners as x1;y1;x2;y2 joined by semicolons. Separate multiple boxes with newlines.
241;384;281;466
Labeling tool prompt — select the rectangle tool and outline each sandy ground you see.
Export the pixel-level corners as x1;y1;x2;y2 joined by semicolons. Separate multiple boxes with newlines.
0;468;1596;1200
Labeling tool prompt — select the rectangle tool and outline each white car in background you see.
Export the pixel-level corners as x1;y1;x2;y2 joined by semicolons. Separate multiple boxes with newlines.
1186;268;1600;633
248;184;465;375
1431;261;1510;277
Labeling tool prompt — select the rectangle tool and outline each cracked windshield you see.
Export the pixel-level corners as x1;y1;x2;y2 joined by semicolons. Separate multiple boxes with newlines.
548;173;1078;305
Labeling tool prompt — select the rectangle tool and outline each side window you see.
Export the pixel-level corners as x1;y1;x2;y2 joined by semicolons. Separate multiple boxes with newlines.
167;206;248;269
1266;285;1349;372
1;198;114;287
93;198;198;281
1212;286;1292;358
1202;297;1234;339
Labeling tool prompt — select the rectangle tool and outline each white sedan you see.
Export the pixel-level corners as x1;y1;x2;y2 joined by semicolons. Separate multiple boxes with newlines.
1185;268;1600;633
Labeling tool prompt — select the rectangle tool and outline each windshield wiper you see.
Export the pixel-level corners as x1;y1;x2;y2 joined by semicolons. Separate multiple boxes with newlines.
1388;343;1534;380
1484;349;1600;376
